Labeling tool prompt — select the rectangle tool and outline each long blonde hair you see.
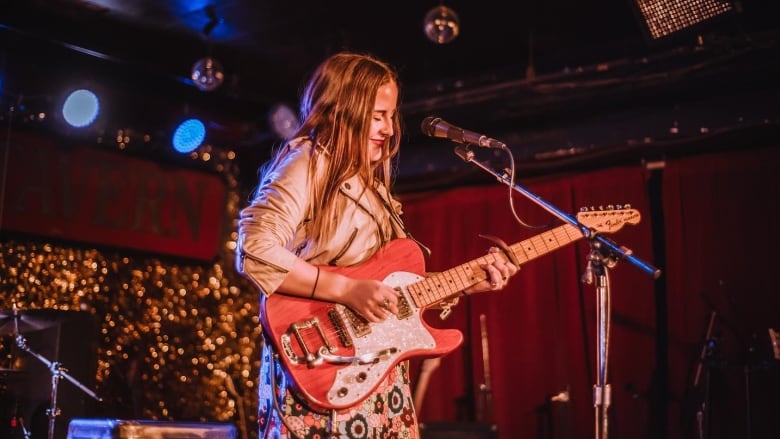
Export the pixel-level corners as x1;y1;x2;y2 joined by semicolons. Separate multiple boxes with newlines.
262;52;403;245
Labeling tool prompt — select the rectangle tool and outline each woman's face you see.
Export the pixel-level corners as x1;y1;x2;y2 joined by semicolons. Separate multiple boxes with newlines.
367;81;398;163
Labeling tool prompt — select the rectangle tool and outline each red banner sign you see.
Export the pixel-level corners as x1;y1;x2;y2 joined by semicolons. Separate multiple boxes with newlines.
1;131;227;260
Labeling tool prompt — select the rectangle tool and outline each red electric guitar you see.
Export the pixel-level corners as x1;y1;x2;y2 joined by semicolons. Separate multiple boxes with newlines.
261;207;640;410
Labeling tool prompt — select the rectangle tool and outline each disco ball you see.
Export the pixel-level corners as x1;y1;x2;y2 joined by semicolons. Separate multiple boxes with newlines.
191;57;225;92
423;5;460;44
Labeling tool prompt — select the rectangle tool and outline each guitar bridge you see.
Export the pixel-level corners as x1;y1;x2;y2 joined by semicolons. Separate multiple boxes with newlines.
280;316;336;368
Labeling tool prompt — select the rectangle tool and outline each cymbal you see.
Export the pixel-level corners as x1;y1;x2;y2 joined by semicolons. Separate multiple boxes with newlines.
0;308;66;335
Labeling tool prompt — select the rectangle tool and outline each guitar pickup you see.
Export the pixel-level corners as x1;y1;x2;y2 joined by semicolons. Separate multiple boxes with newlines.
395;287;413;319
328;308;353;347
343;307;371;337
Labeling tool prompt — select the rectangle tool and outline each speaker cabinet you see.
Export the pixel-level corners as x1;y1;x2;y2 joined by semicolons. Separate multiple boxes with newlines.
420;422;499;439
66;419;237;439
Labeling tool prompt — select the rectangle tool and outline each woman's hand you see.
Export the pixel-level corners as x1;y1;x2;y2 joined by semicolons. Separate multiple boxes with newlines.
280;262;399;323
341;278;400;323
462;246;519;295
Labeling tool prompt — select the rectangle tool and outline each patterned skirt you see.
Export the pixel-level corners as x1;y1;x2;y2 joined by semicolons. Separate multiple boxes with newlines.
257;336;421;439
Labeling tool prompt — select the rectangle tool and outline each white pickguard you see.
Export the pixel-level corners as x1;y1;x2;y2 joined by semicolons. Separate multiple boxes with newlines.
327;271;435;406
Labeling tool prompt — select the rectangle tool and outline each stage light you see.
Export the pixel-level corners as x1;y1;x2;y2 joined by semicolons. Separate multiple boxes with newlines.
172;118;206;153
268;103;299;139
62;89;100;128
633;0;736;40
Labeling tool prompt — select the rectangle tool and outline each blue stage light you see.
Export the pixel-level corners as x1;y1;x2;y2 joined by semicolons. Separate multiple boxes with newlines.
172;118;206;153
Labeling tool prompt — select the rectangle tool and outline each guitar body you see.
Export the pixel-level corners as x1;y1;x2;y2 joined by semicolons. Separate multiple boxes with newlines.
261;238;464;411
260;208;641;411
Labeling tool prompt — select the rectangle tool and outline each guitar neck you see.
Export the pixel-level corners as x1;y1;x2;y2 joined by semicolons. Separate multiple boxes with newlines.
406;223;584;308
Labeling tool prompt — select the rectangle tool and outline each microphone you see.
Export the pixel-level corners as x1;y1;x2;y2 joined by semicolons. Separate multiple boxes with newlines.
421;116;506;149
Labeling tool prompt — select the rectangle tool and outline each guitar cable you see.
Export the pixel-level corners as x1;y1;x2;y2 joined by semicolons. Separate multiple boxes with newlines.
265;348;335;438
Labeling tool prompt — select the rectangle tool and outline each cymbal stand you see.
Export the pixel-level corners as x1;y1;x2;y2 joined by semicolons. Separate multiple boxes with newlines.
10;306;101;439
9;400;32;439
17;418;31;439
693;311;717;439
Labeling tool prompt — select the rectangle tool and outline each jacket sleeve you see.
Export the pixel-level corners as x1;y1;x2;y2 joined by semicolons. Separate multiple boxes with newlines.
235;142;313;296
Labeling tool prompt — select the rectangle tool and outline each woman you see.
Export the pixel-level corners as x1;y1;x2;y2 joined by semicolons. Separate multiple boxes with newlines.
236;52;517;439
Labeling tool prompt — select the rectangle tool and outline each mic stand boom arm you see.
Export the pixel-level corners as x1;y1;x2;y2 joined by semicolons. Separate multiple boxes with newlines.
454;145;661;278
454;145;661;439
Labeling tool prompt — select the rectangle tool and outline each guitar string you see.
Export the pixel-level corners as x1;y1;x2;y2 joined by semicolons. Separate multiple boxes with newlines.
290;221;595;361
294;261;494;357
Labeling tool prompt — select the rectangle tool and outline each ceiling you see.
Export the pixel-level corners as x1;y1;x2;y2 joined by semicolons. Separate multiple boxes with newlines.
0;0;650;100
2;0;780;189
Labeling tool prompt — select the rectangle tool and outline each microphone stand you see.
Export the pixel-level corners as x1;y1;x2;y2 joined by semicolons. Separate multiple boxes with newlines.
477;313;494;424
453;145;661;439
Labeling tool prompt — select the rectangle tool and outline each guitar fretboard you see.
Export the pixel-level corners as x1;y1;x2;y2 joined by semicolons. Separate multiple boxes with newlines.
406;223;584;308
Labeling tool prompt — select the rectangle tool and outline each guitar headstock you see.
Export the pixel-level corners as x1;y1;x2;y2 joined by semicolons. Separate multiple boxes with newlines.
576;205;641;234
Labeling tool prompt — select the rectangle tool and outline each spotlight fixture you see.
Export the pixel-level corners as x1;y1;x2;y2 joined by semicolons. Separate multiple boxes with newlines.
633;0;736;40
202;5;224;36
172;118;206;153
62;89;100;128
423;5;460;44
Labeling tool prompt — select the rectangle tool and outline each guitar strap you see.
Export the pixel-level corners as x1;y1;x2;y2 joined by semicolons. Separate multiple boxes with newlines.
370;185;469;319
372;184;432;258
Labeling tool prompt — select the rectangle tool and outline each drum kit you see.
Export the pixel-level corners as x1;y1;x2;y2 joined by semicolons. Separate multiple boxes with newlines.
0;304;101;439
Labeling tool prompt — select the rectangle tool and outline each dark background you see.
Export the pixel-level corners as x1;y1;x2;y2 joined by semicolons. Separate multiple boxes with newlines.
1;0;779;189
2;1;780;439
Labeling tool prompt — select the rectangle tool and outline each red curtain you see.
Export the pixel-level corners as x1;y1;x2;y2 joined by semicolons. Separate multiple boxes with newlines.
399;146;780;439
663;147;780;439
